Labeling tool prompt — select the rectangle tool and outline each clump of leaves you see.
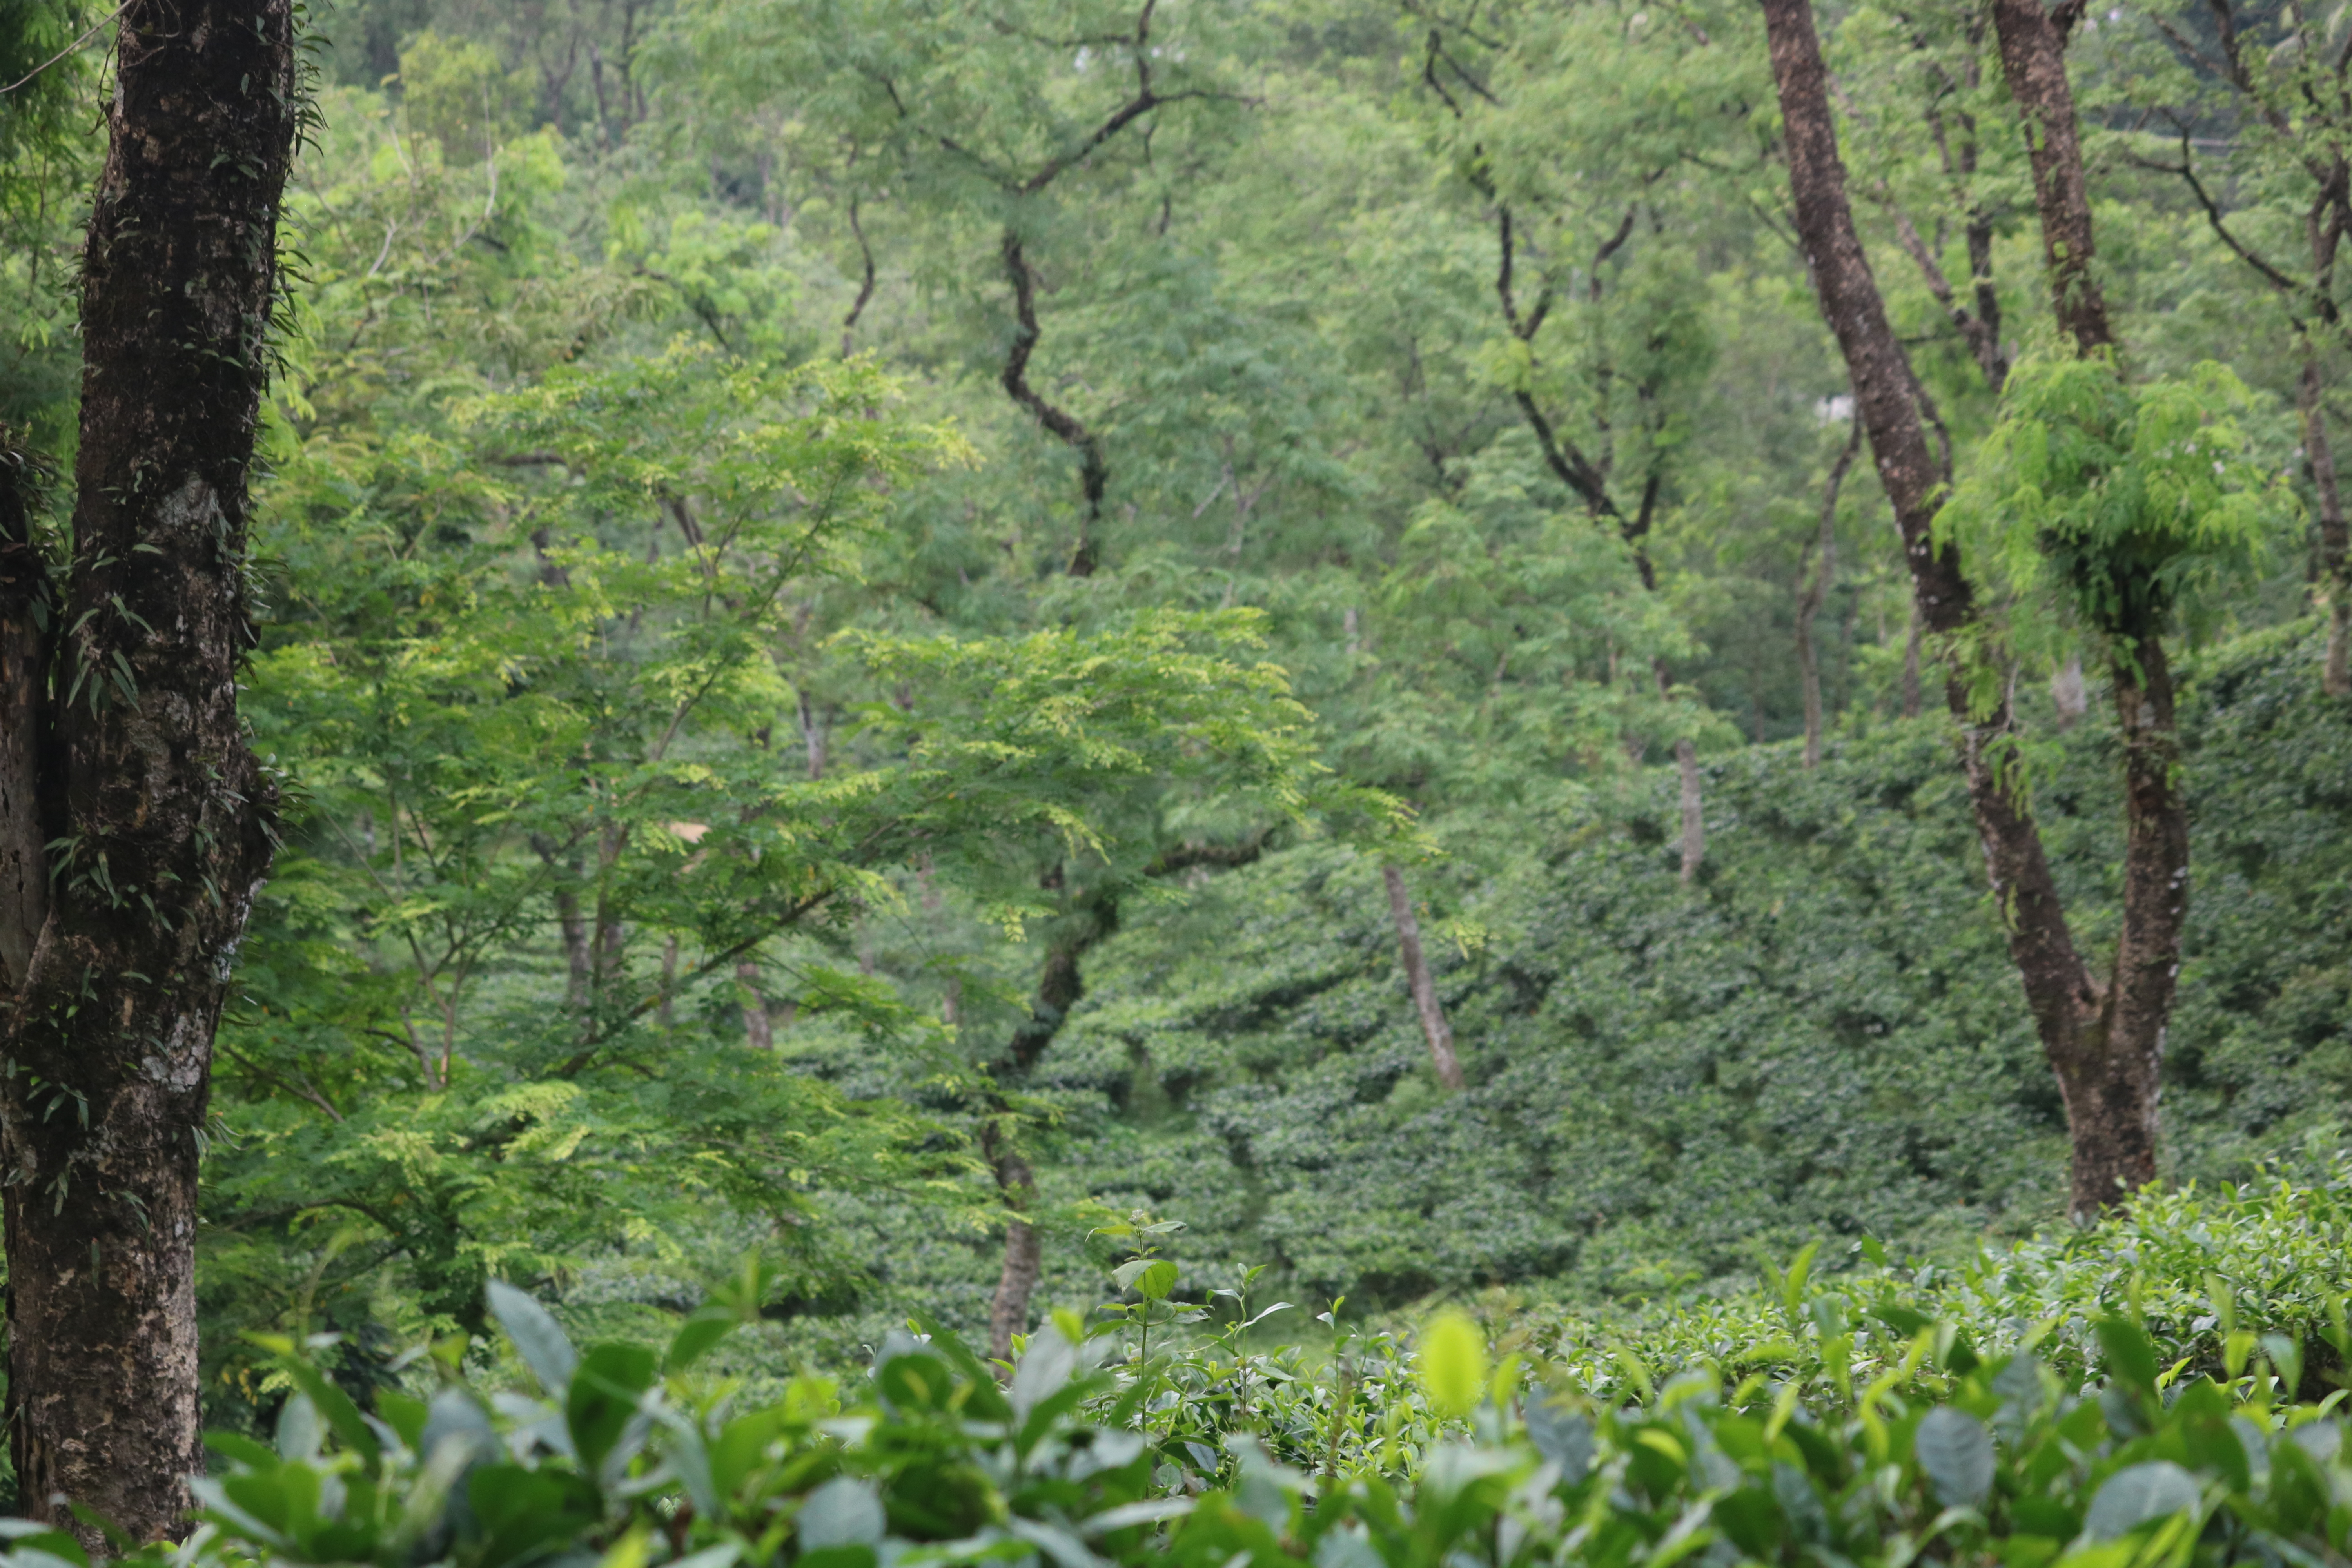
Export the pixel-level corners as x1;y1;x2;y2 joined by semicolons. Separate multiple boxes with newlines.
1937;355;2284;653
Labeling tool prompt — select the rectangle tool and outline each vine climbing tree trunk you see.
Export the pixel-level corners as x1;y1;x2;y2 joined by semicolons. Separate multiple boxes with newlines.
1762;0;2178;1219
0;0;295;1539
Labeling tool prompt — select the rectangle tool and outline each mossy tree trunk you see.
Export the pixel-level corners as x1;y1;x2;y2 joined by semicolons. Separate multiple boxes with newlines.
0;2;294;1539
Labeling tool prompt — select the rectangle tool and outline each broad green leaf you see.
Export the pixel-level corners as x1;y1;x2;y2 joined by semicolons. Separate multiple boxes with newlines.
1913;1407;1994;1508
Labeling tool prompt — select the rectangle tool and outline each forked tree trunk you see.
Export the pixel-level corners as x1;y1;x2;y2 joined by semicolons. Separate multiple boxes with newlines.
1763;0;2181;1219
0;2;295;1539
1383;864;1465;1090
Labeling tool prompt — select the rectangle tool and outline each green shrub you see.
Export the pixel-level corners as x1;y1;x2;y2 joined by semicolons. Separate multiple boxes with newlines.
1504;1149;2352;1405
35;1184;2352;1568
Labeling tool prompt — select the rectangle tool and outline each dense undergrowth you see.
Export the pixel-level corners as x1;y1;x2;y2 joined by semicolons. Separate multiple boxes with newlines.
53;1164;2352;1568
744;624;2352;1358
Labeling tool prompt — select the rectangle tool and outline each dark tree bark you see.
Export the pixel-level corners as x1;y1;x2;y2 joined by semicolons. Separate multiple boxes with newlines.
1382;864;1464;1091
1797;415;1861;769
0;446;53;992
0;0;295;1540
1763;0;2179;1218
955;0;1200;579
1000;231;1108;578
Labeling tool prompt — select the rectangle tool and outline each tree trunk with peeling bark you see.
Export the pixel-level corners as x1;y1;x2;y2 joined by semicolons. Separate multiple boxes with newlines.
1383;864;1464;1090
0;0;294;1539
1762;0;2185;1219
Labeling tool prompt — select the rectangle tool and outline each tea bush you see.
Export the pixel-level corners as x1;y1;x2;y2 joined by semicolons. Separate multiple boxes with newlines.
30;1169;2352;1568
1509;1152;2352;1405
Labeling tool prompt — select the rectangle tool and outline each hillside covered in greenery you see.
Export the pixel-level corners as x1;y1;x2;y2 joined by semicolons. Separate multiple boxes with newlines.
11;0;2352;1548
779;624;2352;1354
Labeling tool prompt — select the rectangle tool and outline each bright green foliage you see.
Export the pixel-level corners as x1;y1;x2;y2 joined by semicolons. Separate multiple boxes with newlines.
1509;1157;2352;1405
200;72;1349;1416
1418;1313;1488;1420
1938;358;2286;646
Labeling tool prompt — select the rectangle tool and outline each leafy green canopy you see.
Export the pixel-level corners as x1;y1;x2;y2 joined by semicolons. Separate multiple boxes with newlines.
212;319;1348;1411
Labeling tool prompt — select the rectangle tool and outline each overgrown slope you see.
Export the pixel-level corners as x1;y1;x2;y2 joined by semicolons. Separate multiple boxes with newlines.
955;624;2352;1319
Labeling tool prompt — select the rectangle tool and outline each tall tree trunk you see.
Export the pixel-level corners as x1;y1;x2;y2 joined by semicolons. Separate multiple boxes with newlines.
982;1132;1042;1362
2300;357;2352;696
1382;864;1465;1090
1762;0;2172;1218
0;1;295;1539
1990;0;2187;1210
1989;0;2112;359
2063;633;2182;1209
983;895;1102;1361
0;448;52;991
980;838;1266;1358
1798;415;1861;769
